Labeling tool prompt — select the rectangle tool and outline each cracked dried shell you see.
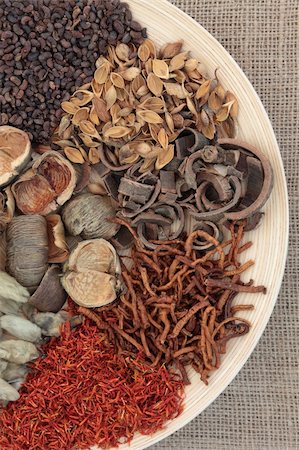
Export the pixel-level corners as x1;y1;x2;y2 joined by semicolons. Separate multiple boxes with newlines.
62;239;124;308
11;151;76;215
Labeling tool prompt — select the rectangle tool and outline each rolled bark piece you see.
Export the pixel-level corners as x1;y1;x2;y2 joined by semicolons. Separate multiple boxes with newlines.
218;138;274;221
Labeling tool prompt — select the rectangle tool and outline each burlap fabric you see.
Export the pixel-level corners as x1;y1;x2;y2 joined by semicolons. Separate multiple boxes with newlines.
150;1;299;449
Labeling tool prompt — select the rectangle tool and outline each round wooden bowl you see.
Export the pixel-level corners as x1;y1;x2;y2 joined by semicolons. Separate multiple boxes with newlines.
115;0;289;448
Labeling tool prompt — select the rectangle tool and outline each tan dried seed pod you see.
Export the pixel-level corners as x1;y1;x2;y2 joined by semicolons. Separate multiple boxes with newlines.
137;110;164;124
64;146;85;164
153;59;169;79
160;40;183;59
61;102;80;115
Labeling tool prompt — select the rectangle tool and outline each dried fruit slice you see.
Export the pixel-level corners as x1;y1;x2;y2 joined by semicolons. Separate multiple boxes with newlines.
0;126;31;188
12;152;76;215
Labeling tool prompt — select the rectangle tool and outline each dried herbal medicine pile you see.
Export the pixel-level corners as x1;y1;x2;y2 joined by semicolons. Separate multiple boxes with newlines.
0;321;184;450
0;0;146;143
56;39;238;171
0;0;275;444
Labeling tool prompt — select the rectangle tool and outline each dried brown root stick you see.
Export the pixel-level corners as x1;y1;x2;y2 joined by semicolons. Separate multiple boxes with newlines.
159;309;171;344
170;297;209;339
223;260;254;277
77;307;111;330
231;304;254;313
212;316;252;340
110;323;143;352
139;266;156;296
206;278;266;293
185;230;225;268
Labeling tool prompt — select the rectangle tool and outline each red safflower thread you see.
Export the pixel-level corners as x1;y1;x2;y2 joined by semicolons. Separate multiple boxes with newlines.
0;320;184;450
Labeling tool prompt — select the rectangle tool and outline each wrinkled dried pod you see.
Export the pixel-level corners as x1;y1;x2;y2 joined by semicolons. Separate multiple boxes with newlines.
62;193;119;240
7;216;48;293
11;151;76;215
0;271;30;303
0;299;22;316
2;363;29;383
0;315;41;343
0;233;6;272
0;360;8;377
0;126;31;188
0;340;39;364
46;215;69;263
62;239;123;308
0;378;20;402
29;265;67;313
32;311;69;337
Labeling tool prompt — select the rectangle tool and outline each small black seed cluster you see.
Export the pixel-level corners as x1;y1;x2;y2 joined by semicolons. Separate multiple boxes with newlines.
0;0;146;143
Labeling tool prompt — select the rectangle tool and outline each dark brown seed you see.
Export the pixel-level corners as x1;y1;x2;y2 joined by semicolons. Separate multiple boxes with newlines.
0;0;146;144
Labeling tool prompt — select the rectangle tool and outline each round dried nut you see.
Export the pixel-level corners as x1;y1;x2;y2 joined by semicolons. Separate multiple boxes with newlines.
62;239;124;308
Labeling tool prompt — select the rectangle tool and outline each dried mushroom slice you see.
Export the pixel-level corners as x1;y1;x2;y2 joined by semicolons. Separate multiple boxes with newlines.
11;152;76;215
0;270;30;304
0;126;31;188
